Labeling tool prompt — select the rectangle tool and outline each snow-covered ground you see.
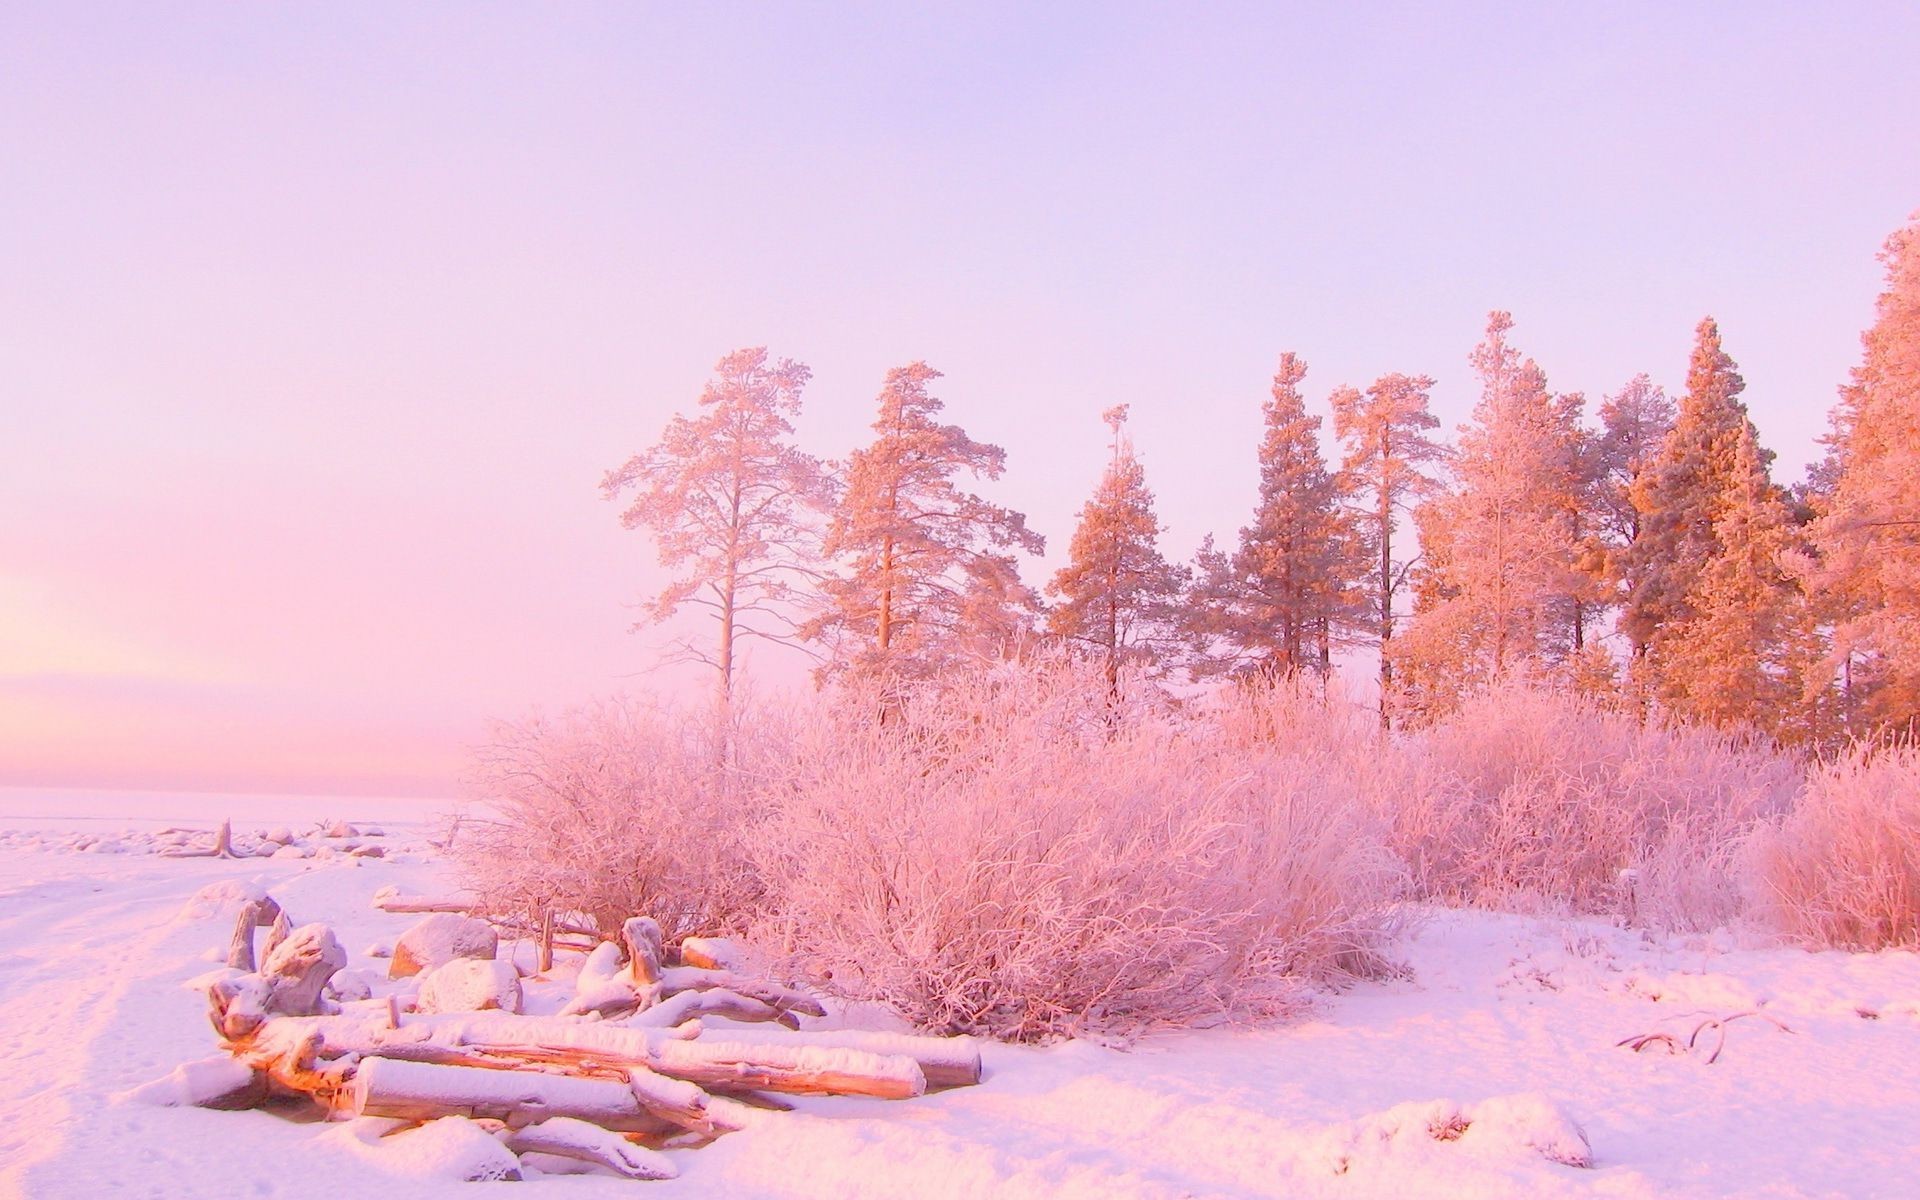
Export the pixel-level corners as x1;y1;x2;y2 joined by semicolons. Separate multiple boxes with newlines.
2;793;1917;1198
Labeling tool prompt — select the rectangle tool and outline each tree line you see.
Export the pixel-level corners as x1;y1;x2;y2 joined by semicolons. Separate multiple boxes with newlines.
603;211;1920;744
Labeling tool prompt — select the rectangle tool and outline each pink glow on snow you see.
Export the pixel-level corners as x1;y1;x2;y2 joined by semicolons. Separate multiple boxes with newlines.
4;6;1918;796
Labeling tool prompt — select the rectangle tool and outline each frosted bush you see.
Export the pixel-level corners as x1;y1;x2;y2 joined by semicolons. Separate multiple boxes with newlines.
456;697;770;941
1386;684;1799;928
1747;745;1920;949
754;661;1404;1042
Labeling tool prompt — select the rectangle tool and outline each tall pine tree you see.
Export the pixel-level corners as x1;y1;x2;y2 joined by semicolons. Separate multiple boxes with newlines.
1395;313;1588;715
1046;406;1188;690
1804;211;1920;735
1657;422;1813;738
1331;371;1446;723
601;347;833;706
1623;318;1771;698
1191;353;1358;678
1594;373;1677;659
806;362;1044;680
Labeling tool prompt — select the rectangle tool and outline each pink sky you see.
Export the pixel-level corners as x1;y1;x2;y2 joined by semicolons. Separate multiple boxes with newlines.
4;4;1918;797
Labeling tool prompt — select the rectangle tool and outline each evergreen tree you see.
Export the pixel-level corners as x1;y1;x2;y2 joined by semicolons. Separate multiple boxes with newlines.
1046;406;1188;690
1594;374;1676;657
806;362;1044;680
1804;211;1920;735
1658;424;1813;738
1623;318;1773;699
601;347;833;706
1394;313;1588;714
1191;353;1359;678
1331;371;1446;723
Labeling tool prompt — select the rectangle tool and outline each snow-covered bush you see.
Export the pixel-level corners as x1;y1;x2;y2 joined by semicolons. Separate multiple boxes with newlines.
1747;745;1920;949
1386;684;1799;928
754;660;1404;1042
456;697;771;941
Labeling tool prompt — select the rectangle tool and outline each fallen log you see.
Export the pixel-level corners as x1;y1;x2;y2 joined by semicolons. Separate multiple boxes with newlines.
351;1057;677;1135
656;966;826;1019
240;1012;923;1099
649;1038;925;1100
693;1027;983;1088
633;987;801;1030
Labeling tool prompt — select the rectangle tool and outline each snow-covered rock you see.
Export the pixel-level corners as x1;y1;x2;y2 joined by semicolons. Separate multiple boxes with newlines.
389;913;497;979
416;957;523;1014
326;1116;522;1182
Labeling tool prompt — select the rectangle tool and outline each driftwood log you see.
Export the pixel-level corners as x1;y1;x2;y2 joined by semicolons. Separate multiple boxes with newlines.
184;902;981;1181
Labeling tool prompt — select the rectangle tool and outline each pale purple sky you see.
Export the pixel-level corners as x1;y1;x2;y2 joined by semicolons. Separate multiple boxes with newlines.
3;3;1917;797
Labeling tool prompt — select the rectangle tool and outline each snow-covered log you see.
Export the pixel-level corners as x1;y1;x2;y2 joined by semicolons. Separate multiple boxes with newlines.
656;966;826;1019
502;1117;679;1180
631;986;801;1030
649;1038;925;1099
677;936;749;972
351;1058;677;1135
692;1027;982;1088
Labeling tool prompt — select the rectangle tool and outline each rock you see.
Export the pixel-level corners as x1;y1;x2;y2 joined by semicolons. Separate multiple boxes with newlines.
390;914;498;979
330;968;376;1003
416;958;523;1014
265;826;295;845
326;821;360;839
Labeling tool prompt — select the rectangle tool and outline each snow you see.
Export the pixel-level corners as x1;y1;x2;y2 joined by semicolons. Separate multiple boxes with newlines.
5;794;1920;1197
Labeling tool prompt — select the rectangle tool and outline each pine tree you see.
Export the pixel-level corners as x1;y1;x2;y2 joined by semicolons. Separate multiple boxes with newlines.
601;347;833;706
1331;371;1446;722
1192;353;1358;678
1623;318;1771;695
1804;211;1920;735
1657;424;1812;738
1594;374;1677;656
1046;406;1188;690
1394;313;1587;715
807;362;1044;680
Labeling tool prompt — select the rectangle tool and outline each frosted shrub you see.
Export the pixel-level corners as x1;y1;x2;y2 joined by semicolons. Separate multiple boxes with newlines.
457;698;770;941
1747;745;1920;949
1389;684;1799;928
756;661;1403;1042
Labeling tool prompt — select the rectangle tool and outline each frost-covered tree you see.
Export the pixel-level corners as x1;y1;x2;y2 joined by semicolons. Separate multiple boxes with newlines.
1396;313;1588;714
1657;425;1813;739
1623;318;1771;695
1047;406;1188;690
807;362;1044;680
1594;374;1677;657
601;347;833;705
1802;211;1920;736
1192;353;1358;678
1332;372;1446;722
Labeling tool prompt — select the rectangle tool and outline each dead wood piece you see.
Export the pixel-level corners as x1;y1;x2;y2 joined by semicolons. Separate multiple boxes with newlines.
634;988;798;1030
657;967;827;1019
351;1057;675;1135
162;818;240;859
625;1065;715;1134
375;897;475;914
676;937;748;973
622;917;663;986
261;924;347;1017
260;909;293;963
502;1118;679;1180
706;1028;984;1089
648;1039;925;1100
